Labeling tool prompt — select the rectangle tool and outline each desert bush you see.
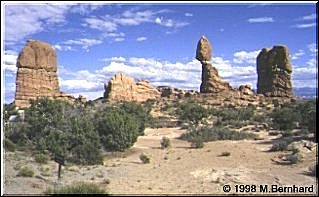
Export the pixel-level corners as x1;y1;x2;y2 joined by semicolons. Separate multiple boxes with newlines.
34;153;50;164
180;125;257;145
160;136;171;149
176;103;209;125
96;108;140;152
296;100;316;133
17;166;34;177
4;103;18;122
216;105;255;122
190;137;204;149
148;116;180;128
120;101;151;135
10;98;103;165
139;153;150;164
46;182;107;194
4;138;16;152
287;153;303;164
271;107;299;131
270;141;288;152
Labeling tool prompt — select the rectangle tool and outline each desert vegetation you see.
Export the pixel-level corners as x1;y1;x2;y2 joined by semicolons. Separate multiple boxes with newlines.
3;97;317;195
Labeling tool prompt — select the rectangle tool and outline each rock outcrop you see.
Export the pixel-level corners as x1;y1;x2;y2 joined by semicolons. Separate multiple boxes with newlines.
239;84;254;96
196;36;233;93
15;40;60;108
157;86;199;99
14;40;86;108
257;45;294;97
104;73;160;102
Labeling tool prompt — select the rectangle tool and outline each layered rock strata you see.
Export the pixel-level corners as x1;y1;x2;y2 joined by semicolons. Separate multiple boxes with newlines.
257;45;294;97
196;36;233;93
104;73;160;102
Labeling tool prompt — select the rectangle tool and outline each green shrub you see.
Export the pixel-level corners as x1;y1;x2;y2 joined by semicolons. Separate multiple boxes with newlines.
121;101;151;135
4;138;16;152
139;153;150;164
270;141;288;152
271;107;299;131
190;137;204;149
34;153;50;164
160;136;171;149
10;98;103;165
46;182;107;194
180;125;257;143
287;153;303;164
96;108;140;152
216;106;255;122
17;166;34;177
176;103;209;124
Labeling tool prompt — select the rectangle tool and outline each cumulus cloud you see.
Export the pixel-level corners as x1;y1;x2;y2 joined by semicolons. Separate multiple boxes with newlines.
101;57;126;62
82;17;118;32
291;50;305;60
247;17;274;23
4;50;18;74
61;38;103;50
136;37;147;42
82;8;189;35
114;37;125;42
70;4;102;15
308;43;318;54
185;13;193;17
5;4;71;42
233;50;260;64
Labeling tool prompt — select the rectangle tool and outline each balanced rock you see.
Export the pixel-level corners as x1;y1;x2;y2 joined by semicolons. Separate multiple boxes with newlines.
257;45;293;97
104;73;160;102
15;40;60;108
196;36;233;93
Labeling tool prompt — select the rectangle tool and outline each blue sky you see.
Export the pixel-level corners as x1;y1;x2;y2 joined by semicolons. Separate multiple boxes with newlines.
2;2;318;103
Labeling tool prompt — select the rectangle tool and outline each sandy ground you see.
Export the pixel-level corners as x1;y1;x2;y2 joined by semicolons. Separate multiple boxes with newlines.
3;127;318;195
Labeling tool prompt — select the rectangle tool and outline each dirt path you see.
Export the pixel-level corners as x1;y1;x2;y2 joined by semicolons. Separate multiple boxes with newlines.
4;127;317;195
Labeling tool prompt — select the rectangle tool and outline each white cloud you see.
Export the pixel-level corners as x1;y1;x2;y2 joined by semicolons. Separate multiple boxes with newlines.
53;44;74;51
155;17;188;27
298;13;316;21
101;57;126;62
60;79;100;90
83;9;189;35
293;23;316;28
83;17;118;32
4;50;18;73
248;17;274;23
233;50;261;64
62;38;102;50
185;13;193;17
70;4;102;15
114;37;125;42
308;43;317;54
5;4;70;42
136;37;147;42
291;50;305;60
